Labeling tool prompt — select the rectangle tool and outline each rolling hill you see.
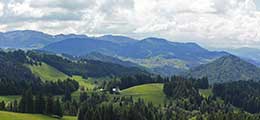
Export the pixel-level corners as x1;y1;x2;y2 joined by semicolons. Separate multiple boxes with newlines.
186;55;260;84
28;63;95;90
28;63;69;81
121;83;165;105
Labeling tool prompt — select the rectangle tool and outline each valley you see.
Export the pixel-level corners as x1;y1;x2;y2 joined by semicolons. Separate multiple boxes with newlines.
1;30;260;120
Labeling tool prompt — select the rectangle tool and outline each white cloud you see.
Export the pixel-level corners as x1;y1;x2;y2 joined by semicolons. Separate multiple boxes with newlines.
7;1;44;18
0;0;260;48
0;2;4;16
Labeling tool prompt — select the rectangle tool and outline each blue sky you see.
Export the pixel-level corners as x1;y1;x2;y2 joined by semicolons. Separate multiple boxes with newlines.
257;1;260;10
0;0;260;48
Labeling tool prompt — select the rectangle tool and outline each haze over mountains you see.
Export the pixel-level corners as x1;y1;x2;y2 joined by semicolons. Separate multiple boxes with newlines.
0;30;87;49
41;35;228;75
1;30;260;78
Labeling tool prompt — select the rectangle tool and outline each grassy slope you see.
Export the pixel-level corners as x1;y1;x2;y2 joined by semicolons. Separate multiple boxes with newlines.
0;96;20;102
0;64;96;102
121;83;166;105
71;76;95;90
71;75;96;99
0;111;76;120
28;63;69;81
199;88;213;99
28;63;95;90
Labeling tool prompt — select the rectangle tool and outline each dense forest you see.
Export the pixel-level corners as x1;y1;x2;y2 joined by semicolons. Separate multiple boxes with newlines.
2;50;260;120
0;88;80;117
78;76;260;120
213;80;260;113
0;50;79;95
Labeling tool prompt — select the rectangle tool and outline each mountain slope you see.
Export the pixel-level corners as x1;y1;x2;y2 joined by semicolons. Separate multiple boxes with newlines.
0;30;88;49
226;47;260;66
27;51;148;78
43;37;227;75
28;62;69;81
96;35;137;44
82;52;140;68
42;38;118;56
186;55;260;83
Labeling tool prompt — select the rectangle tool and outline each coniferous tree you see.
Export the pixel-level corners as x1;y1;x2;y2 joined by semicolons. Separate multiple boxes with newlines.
19;92;26;112
64;87;72;101
25;88;34;113
54;99;63;117
34;94;45;114
45;95;54;115
80;92;88;103
0;101;5;110
19;89;34;113
13;100;18;112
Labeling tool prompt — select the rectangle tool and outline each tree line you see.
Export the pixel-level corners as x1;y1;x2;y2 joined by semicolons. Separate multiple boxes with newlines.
213;80;260;113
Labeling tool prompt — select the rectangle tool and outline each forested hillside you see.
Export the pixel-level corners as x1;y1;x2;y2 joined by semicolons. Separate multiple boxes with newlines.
27;51;148;78
186;55;260;83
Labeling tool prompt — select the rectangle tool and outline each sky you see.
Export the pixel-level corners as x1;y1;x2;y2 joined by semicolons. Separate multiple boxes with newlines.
0;0;260;48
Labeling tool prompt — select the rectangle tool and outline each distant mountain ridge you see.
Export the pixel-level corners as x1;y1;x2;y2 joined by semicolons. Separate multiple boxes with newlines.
226;47;260;66
0;30;88;49
186;55;260;83
81;52;141;68
0;30;230;76
42;36;228;75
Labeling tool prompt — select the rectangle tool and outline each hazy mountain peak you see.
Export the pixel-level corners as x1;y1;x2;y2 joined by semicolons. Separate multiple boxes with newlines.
142;37;169;43
97;34;137;44
187;55;260;83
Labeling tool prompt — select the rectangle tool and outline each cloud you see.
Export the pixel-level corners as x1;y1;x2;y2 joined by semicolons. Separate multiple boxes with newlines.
0;0;260;48
0;2;4;16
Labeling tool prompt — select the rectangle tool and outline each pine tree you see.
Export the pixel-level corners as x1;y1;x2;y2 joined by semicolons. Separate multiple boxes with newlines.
25;88;34;113
45;95;54;115
13;100;18;112
53;99;63;117
0;101;5;110
19;91;26;112
80;92;88;102
64;87;71;101
35;94;45;113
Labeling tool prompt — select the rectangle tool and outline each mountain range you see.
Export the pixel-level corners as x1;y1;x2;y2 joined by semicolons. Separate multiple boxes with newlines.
1;30;260;77
0;30;87;49
41;36;228;75
225;47;260;66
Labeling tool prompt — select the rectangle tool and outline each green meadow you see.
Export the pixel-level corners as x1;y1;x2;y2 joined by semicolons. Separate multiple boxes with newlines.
121;83;166;105
0;111;76;120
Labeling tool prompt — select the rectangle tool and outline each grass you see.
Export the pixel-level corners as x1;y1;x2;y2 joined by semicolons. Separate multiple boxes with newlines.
121;83;166;105
199;88;213;99
1;66;96;103
28;63;69;81
0;96;20;102
0;111;76;120
71;76;95;90
28;63;95;90
28;62;96;98
71;75;96;99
